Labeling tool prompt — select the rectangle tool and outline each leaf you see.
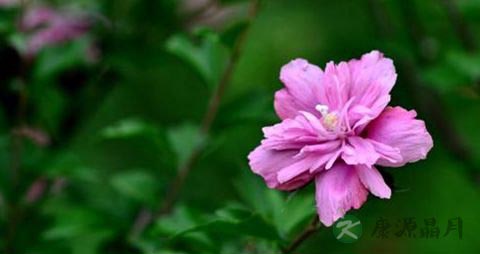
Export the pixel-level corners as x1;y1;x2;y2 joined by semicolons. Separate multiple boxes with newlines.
165;205;281;242
33;37;93;81
167;123;204;168
165;30;229;88
110;170;158;205
100;118;155;139
422;50;480;92
446;51;480;79
217;90;276;128
43;152;82;177
422;64;467;92
42;205;112;240
150;206;214;251
0;8;18;35
234;170;315;238
274;191;315;237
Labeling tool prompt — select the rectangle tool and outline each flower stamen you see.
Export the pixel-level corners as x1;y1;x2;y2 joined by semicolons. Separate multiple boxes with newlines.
316;104;338;131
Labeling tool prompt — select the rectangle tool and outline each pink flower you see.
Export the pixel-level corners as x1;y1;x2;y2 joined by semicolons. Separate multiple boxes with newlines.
20;6;92;57
0;0;17;8
248;51;433;226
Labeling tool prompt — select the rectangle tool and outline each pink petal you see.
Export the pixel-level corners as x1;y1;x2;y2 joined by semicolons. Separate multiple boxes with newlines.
366;106;433;167
341;136;380;166
317;61;351;111
355;165;391;199
275;59;324;119
368;139;403;164
346;50;397;131
261;113;336;151
274;89;303;120
315;162;368;226
348;50;397;103
248;146;313;190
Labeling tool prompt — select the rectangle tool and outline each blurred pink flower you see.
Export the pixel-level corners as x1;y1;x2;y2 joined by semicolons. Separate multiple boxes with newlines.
25;178;47;204
21;6;92;57
14;126;51;147
248;51;433;226
0;0;17;8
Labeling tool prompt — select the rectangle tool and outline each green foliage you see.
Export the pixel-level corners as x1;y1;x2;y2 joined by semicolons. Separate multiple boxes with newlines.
167;123;204;167
0;0;479;253
100;118;157;139
166;30;229;89
110;170;158;205
422;50;480;92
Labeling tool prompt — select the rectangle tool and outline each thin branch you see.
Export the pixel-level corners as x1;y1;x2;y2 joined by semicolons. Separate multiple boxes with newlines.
282;216;320;254
129;0;262;239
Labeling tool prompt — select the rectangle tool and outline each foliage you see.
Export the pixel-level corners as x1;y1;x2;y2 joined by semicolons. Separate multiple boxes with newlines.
0;0;479;253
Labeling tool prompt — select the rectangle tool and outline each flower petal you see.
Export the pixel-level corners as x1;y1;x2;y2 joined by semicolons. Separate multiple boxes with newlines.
274;89;303;120
315;162;368;226
355;165;391;199
317;61;351;111
348;50;397;106
341;136;380;166
275;59;324;119
347;50;397;131
248;146;313;190
366;106;433;167
368;139;403;165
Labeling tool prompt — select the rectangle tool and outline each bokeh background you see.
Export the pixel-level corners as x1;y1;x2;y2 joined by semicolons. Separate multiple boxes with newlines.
0;0;479;253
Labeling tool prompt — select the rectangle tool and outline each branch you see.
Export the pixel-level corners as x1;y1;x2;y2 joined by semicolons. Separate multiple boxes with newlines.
129;0;262;239
282;216;320;254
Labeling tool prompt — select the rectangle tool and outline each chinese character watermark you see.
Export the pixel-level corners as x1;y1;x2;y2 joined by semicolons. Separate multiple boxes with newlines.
371;217;462;240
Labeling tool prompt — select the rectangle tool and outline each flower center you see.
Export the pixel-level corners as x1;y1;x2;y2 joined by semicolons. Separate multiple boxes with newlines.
315;104;339;131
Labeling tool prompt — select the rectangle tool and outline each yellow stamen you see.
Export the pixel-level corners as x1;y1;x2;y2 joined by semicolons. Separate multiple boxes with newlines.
323;113;338;130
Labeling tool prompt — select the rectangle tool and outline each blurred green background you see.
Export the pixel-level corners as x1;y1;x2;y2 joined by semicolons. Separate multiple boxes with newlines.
1;0;480;253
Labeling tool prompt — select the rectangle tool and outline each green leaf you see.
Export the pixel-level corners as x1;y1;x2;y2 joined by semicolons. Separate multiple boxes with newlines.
100;118;155;139
42;204;111;240
33;37;93;81
274;192;315;237
165;30;229;88
234;170;315;238
167;123;204;167
0;8;18;36
422;50;480;92
422;64;467;92
446;51;480;79
217;90;276;128
166;205;280;242
150;206;214;250
110;170;158;205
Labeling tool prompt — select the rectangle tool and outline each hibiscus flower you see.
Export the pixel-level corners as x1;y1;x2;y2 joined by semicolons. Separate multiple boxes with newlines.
248;50;433;226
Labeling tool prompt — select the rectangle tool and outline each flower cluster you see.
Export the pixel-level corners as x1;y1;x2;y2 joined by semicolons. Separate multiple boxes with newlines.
20;6;92;57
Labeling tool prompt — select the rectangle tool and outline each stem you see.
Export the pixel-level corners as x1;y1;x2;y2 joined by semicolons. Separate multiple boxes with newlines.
129;0;262;239
282;216;320;254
